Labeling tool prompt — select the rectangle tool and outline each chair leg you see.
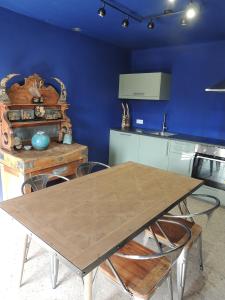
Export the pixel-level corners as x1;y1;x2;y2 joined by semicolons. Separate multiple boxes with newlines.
167;272;173;300
198;233;204;271
19;234;30;287
50;253;59;289
177;247;189;300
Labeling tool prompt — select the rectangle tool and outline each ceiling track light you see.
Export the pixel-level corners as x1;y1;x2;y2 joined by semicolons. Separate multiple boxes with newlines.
97;0;200;30
180;16;188;26
185;1;200;20
98;3;106;18
147;20;155;30
122;16;129;28
98;0;142;22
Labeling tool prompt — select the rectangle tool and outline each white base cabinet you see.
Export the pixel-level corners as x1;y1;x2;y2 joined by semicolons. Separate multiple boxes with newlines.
109;130;225;207
167;140;196;176
109;131;139;165
138;136;169;170
109;130;196;177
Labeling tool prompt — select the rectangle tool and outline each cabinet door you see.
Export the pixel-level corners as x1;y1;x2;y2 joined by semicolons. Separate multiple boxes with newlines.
167;152;194;176
109;131;139;166
167;140;195;176
118;73;160;100
138;136;169;170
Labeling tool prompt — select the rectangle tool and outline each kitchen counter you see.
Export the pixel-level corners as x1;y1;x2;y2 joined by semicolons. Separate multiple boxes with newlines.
112;128;225;147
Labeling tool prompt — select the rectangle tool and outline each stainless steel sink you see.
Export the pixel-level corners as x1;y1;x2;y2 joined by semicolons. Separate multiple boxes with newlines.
144;131;177;137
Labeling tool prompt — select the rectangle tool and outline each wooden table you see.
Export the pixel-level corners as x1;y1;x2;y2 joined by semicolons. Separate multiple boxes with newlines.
0;162;203;299
0;142;87;200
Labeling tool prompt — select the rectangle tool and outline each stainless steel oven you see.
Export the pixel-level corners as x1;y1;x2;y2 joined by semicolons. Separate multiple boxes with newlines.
192;144;225;190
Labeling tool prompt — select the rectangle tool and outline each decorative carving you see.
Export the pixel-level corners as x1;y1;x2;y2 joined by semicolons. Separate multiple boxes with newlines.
0;74;72;152
45;109;62;120
1;111;14;150
34;106;45;118
0;74;20;103
121;102;130;129
52;77;67;103
8;74;59;104
21;109;35;120
8;110;21;121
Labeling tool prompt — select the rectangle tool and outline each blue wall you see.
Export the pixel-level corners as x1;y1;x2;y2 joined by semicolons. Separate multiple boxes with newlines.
0;7;130;163
130;40;225;139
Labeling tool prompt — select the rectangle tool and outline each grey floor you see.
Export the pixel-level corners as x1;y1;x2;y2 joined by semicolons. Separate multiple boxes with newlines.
0;198;224;300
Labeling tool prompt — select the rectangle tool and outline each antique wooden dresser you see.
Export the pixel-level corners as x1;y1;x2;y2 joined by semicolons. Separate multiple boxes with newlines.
0;74;87;200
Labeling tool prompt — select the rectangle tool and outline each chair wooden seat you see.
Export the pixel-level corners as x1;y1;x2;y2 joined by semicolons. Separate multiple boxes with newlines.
100;240;171;300
145;215;202;248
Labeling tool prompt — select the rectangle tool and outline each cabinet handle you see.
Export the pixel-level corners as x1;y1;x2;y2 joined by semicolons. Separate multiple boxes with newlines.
188;158;192;176
166;142;169;156
119;133;132;136
196;155;223;163
133;92;145;95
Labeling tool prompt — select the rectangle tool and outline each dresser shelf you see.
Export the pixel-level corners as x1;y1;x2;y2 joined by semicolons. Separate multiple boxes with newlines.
11;119;65;128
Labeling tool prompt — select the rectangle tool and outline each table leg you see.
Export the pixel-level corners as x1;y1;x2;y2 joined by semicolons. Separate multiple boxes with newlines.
50;253;59;289
84;271;93;300
19;234;29;287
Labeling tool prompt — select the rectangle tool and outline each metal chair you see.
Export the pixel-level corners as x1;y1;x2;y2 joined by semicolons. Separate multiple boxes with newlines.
100;219;191;300
20;174;69;289
143;194;220;300
76;161;110;177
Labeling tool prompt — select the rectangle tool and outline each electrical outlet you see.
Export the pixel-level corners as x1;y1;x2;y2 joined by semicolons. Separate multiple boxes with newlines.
136;119;144;125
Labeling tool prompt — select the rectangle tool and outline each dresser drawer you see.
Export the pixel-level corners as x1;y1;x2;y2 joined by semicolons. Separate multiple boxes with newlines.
31;159;85;178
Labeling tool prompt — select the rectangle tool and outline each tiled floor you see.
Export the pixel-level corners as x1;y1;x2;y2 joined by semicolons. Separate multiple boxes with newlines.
0;198;224;300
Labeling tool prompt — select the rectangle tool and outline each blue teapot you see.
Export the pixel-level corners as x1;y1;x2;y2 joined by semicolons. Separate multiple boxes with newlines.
31;131;50;150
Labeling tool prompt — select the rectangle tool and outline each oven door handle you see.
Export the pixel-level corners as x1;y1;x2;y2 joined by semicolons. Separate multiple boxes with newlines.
195;155;223;163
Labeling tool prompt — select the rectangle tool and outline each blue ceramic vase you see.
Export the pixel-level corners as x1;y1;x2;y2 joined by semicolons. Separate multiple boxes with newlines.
31;131;50;150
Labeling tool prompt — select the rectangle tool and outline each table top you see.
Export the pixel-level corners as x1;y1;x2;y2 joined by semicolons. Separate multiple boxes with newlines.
0;162;202;275
0;142;87;173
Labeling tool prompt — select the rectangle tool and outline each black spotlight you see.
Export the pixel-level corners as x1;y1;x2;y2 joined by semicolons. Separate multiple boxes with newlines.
147;20;155;29
180;16;188;26
121;17;129;28
98;5;106;17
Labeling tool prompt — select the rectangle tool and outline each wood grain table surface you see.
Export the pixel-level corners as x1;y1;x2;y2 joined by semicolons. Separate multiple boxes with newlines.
0;142;87;174
0;162;203;276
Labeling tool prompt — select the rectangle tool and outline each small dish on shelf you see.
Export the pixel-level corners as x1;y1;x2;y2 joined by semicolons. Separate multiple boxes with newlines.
24;145;32;151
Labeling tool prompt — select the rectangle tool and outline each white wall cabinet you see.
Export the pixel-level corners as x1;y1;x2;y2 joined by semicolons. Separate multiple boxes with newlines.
118;72;171;100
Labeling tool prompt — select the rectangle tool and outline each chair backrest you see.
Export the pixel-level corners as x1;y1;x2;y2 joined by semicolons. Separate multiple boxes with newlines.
76;161;110;177
164;194;220;220
21;174;69;195
105;219;191;295
114;219;191;261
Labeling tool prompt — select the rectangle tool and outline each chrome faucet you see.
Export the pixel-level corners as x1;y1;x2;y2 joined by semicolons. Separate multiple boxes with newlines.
162;112;167;133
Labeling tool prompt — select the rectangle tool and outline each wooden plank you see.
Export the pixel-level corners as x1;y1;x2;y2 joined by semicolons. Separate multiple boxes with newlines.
100;240;171;299
0;162;203;274
30;160;83;178
11;119;64;128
